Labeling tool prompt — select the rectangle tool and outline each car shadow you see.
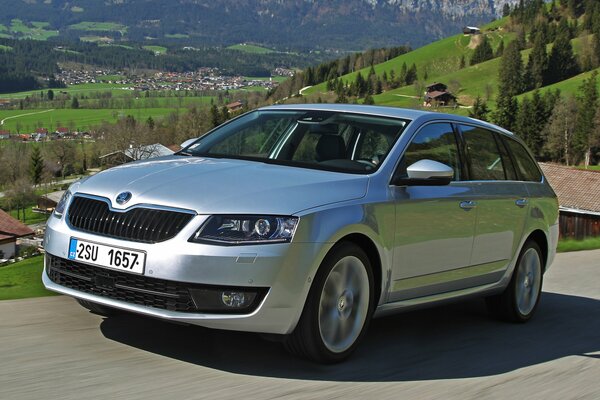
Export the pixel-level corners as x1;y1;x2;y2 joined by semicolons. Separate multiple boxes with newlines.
99;292;600;382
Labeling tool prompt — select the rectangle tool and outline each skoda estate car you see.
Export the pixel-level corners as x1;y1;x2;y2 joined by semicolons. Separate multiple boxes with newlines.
43;104;558;363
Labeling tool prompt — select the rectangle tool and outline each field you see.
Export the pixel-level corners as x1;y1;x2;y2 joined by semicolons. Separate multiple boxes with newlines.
0;256;57;300
80;36;114;43
4;19;58;40
227;43;274;54
68;21;127;34
165;33;189;39
0;108;181;132
143;45;167;54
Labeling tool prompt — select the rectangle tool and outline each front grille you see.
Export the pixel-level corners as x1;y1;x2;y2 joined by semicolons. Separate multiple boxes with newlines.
46;255;268;314
67;196;194;243
47;254;196;312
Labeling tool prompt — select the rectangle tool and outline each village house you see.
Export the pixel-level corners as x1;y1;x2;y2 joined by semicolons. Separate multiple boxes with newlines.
463;26;481;35
0;209;35;260
0;130;10;140
423;82;457;107
99;143;174;167
55;127;70;137
540;163;600;239
226;100;244;113
35;191;66;214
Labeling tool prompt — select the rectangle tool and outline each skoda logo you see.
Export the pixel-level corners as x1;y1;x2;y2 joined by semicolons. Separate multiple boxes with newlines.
115;192;132;205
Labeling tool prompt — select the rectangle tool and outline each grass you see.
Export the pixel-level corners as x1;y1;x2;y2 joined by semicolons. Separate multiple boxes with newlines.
143;45;167;54
68;21;127;34
80;36;114;43
557;237;600;253
8;19;58;40
0;107;180;132
0;256;57;300
574;165;600;171
8;207;49;225
518;67;600;101
227;43;274;54
165;33;189;39
0;45;12;51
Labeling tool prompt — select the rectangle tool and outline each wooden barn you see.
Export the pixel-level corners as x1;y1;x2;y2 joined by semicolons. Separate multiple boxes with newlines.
540;163;600;239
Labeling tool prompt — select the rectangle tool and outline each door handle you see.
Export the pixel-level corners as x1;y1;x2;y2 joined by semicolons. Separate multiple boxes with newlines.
515;198;529;208
459;200;477;210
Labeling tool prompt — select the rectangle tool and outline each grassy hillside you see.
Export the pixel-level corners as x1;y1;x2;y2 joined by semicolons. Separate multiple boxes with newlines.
306;18;514;96
227;43;274;54
305;16;594;111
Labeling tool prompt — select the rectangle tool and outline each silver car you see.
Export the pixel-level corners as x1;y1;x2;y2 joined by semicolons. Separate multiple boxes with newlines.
43;104;559;363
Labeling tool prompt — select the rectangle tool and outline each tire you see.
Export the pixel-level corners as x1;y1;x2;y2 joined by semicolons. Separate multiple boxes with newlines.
284;242;374;363
76;298;119;316
486;241;544;323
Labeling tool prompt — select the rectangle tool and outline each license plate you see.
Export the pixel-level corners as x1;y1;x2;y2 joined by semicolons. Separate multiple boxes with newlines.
68;238;146;275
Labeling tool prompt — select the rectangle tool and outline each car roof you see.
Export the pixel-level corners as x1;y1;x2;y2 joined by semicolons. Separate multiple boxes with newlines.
259;104;514;136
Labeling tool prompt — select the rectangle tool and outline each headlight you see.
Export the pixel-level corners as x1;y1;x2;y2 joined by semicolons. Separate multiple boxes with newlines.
53;190;72;218
191;215;299;245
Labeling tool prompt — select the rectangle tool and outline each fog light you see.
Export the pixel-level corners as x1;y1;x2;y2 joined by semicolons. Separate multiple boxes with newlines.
222;291;249;307
188;287;265;313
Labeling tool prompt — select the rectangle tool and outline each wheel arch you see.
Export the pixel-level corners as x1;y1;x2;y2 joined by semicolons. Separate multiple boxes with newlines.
335;233;384;308
525;229;549;272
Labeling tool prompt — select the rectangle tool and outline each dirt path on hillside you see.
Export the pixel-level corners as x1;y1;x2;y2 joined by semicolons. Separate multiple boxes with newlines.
0;109;55;126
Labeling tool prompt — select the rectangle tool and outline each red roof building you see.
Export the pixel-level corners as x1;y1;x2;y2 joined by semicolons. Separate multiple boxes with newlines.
0;209;35;260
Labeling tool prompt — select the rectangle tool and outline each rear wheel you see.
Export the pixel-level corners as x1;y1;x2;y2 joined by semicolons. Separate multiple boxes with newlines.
76;299;119;316
284;242;374;363
486;241;543;322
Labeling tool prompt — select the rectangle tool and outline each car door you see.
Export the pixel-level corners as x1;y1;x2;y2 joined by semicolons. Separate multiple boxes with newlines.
458;124;529;273
389;122;478;302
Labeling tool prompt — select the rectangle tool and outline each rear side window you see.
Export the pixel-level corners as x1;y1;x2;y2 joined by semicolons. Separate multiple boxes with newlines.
460;124;508;180
397;123;461;180
504;137;543;182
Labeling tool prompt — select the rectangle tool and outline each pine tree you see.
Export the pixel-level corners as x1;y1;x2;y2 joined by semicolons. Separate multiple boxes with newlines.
525;33;548;90
355;72;367;97
495;40;505;58
47;89;54;101
503;3;511;17
470;36;494;65
515;97;537;152
459;55;466;69
363;94;375;105
547;28;579;84
71;96;79;109
405;64;418;85
29;146;44;186
469;96;490;121
493;41;524;130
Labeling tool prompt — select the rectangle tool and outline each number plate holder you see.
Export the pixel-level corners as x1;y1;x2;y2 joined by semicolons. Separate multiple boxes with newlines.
68;238;146;275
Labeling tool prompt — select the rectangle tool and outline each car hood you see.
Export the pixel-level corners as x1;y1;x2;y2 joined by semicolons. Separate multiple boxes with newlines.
74;156;369;215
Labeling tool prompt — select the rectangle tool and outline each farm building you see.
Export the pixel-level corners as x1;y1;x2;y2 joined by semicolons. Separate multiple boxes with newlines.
423;82;456;106
463;26;481;35
100;143;174;167
35;191;66;214
0;209;35;260
0;130;10;140
540;163;600;239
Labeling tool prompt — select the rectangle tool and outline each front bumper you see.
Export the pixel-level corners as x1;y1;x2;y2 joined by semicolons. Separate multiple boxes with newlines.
43;213;327;334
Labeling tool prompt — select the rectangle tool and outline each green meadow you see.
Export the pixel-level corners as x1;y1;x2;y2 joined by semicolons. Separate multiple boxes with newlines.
227;43;274;54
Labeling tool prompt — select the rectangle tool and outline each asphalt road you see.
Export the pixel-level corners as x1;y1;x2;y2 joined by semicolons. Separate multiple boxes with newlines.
1;250;599;400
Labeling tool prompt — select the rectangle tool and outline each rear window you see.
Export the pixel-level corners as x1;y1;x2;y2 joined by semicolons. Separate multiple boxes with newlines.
504;137;542;182
460;125;508;180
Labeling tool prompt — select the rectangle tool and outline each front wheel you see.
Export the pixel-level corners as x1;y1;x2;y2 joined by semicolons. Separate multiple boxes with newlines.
284;242;374;363
486;241;544;322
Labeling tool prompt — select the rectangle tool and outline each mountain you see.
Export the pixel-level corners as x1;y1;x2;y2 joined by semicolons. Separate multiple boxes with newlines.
0;0;518;50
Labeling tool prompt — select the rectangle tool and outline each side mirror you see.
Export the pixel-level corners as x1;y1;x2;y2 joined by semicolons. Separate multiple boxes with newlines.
180;137;198;149
393;159;454;186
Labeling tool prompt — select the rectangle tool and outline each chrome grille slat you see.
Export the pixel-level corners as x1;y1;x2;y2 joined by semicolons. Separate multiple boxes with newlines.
67;196;194;243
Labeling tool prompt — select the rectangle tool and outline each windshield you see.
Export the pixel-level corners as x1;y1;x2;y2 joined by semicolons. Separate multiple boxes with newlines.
183;110;408;173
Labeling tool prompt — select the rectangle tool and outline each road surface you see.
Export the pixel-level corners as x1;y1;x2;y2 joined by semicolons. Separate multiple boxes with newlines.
1;250;599;399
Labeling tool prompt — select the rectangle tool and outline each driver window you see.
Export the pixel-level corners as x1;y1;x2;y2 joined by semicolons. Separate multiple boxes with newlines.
396;123;461;180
